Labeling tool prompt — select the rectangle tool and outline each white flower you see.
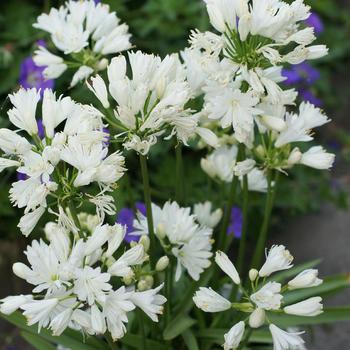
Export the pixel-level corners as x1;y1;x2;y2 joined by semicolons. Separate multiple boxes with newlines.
71;66;94;87
284;297;323;317
288;269;323;290
18;206;46;236
250;282;282;310
8;88;40;135
233;159;256;176
245;168;268;193
74;266;112;305
269;324;305;350
85;223;125;257
300;146;335;170
249;308;266;328
33;46;68;79
193;287;231;312
42;89;76;139
193;201;223;228
87;75;110;109
206;88;260;146
103;287;135;341
21;298;59;329
131;284;167;322
201;145;238;182
223;321;245;350
90;304;106;334
49;307;74;336
0;158;20;173
298;102;330;129
259;245;294;277
215;251;240;285
0;295;33;315
0;129;32;155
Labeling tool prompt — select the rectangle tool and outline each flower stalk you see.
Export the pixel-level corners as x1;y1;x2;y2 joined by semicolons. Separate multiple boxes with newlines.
139;154;156;269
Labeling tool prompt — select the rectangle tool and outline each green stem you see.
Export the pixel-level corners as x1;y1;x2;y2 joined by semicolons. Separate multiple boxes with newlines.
165;259;173;326
139;155;156;269
217;144;244;251
251;170;279;268
175;143;184;204
236;174;249;274
237;328;253;350
105;332;118;350
137;310;148;350
67;201;81;233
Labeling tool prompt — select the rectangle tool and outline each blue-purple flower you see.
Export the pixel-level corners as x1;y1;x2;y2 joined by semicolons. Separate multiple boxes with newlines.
227;206;243;238
116;202;146;243
305;12;324;35
19;57;54;94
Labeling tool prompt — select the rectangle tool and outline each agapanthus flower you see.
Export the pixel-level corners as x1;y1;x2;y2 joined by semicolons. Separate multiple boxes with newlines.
0;87;126;235
227;206;243;238
88;51;218;154
117;202;146;243
19;56;54;93
193;245;324;350
131;201;213;281
33;0;132;86
1;223;166;339
305;12;324;35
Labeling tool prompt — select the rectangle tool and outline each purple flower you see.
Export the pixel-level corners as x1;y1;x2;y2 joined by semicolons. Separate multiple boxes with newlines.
17;172;27;181
116;202;146;243
37;119;45;139
19;56;54;94
227;206;243;238
282;63;320;86
298;89;323;107
305;12;324;35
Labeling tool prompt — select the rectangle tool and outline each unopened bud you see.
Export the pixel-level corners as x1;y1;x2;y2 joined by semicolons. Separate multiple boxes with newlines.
255;145;265;158
105;256;116;268
156;77;166;99
137;279;149;291
249;269;259;282
144;275;154;289
139;235;150;252
156;256;169;272
12;262;29;280
123;271;135;285
130;241;138;248
96;58;108;71
288;147;302;166
249;308;265;328
156;223;166;240
261;115;286;132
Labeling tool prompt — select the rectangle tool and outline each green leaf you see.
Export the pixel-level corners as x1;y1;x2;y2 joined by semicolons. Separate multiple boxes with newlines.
283;274;350;304
267;259;321;284
163;314;197;340
182;329;199;350
20;331;56;350
120;333;168;350
196;329;272;345
268;307;350;327
1;312;106;350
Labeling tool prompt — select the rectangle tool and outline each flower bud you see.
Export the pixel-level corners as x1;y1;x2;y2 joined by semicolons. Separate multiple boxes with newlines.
139;235;150;252
97;58;108;71
288;147;302;166
156;256;170;272
156;223;166;240
137;279;149;291
123;271;135;285
130;241;138;248
249;269;258;282
144;275;154;289
255;145;265;158
156;77;166;99
261;115;286;132
249;308;265;328
12;262;30;280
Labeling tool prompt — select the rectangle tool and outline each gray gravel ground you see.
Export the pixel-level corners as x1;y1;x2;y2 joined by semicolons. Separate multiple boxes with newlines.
269;205;350;349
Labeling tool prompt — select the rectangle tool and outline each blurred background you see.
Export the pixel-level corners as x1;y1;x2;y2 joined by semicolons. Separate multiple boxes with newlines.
0;0;349;349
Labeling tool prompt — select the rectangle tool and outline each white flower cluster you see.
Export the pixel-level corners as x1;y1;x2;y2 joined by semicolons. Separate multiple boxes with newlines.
0;222;166;340
194;245;323;350
131;201;214;281
33;0;132;86
182;0;334;172
0;87;126;235
88;51;219;154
